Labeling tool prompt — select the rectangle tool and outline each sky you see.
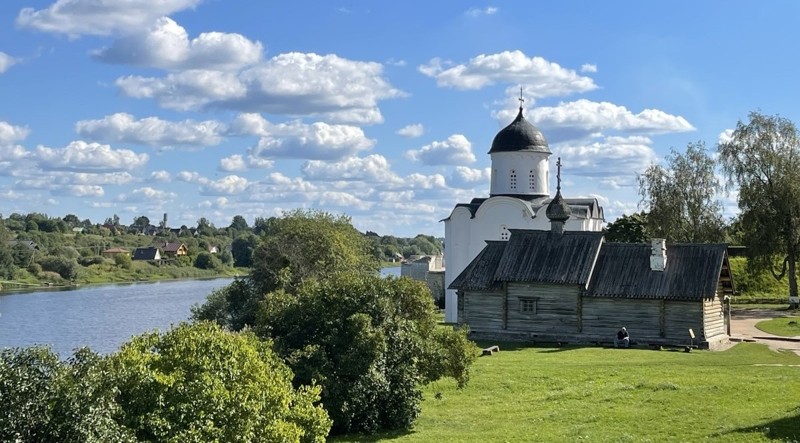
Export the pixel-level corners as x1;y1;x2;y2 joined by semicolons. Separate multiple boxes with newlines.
1;1;800;237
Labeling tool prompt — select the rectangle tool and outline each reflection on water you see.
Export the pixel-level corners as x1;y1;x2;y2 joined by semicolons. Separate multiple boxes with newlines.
0;278;233;358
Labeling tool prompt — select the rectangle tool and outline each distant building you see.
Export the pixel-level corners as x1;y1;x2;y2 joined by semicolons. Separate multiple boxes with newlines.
160;242;188;258
102;247;130;258
132;247;161;261
401;255;445;305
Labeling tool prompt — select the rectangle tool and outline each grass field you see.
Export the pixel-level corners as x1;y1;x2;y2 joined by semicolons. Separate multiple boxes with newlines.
336;343;800;443
757;317;800;337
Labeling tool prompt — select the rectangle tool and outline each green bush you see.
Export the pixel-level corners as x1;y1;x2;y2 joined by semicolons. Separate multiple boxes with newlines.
38;256;79;280
729;257;790;302
114;253;132;269
194;251;220;270
78;256;106;267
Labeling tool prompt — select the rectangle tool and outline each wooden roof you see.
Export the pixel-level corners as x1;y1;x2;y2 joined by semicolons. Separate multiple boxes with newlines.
132;247;159;260
450;230;734;301
587;243;731;300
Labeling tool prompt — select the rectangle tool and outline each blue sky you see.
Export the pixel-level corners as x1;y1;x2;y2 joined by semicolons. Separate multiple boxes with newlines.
1;1;799;236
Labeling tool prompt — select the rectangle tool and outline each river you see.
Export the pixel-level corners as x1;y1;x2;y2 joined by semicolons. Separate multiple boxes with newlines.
0;278;234;358
1;268;402;358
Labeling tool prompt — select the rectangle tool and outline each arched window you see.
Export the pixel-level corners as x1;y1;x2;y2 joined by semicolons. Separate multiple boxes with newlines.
509;170;517;190
500;225;509;241
529;170;535;191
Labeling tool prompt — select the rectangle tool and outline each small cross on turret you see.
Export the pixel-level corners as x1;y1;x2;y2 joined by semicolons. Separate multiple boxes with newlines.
556;157;562;192
518;86;524;111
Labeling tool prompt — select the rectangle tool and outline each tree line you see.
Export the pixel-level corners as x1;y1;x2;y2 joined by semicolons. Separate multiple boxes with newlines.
1;209;477;440
610;111;800;306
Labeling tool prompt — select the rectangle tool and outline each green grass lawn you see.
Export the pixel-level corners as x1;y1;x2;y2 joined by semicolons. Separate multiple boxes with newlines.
756;317;800;337
336;343;800;443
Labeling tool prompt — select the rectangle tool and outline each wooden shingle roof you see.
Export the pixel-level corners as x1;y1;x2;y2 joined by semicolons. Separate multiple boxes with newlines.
448;241;507;291
587;243;731;300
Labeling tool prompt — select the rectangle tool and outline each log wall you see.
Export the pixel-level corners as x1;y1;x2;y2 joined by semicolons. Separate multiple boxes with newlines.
506;283;580;333
462;290;504;331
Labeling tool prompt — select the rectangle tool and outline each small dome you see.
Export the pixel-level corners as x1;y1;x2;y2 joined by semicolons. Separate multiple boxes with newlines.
546;190;571;222
489;107;550;154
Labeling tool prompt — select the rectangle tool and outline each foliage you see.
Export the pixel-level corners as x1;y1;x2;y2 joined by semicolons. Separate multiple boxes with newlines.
105;322;331;442
231;233;257;267
0;244;14;280
250;209;379;294
192;278;259;331
256;273;476;435
78;255;106;267
718;111;800;302
194;251;221;270
333;344;800;443
755;316;800;336
0;346;135;443
114;253;133;269
638;141;725;243
604;211;649;243
229;214;249;231
38;255;80;280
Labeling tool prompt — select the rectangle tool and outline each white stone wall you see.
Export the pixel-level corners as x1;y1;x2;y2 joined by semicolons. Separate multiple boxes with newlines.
490;152;550;197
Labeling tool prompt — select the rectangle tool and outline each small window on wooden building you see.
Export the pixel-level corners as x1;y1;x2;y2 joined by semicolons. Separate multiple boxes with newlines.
519;297;537;314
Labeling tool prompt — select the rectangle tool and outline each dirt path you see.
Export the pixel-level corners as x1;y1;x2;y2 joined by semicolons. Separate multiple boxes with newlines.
728;308;800;356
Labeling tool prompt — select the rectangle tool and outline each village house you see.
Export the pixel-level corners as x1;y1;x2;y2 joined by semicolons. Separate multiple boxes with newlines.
449;168;734;349
160;242;188;258
132;246;161;261
102;247;130;258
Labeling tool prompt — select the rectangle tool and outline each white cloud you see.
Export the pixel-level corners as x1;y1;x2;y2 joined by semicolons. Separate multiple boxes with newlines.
556;135;658;179
406;134;475;165
0;145;31;161
16;0;202;37
717;129;734;145
396;123;424;138
302;154;400;182
34;141;148;172
219;155;246;172
93;17;262;71
150;170;171;182
200;175;249;195
581;63;597;73
76;113;225;147
116;52;404;123
0;121;30;144
520;99;695;142
465;6;498;17
53;171;135;186
419;50;596;98
52;185;104;197
250;121;375;160
0;52;18;74
449;166;491;189
176;171;205;183
118;187;177;202
228;113;270;136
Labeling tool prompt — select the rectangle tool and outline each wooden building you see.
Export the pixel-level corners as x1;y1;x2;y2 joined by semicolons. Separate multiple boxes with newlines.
450;228;734;349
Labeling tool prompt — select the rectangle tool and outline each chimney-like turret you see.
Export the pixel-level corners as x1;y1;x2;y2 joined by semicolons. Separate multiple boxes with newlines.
650;238;667;271
545;157;571;234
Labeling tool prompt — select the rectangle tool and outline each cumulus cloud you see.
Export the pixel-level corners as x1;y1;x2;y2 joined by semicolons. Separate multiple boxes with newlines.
718;129;734;145
16;0;202;37
93;17;262;70
200;175;249;195
518;99;695;142
419;50;596;98
228;113;270;136
406;134;475;165
0;52;18;74
116;52;404;123
0;121;30;144
118;186;177;202
581;63;597;73
449;166;491;189
219;155;246;172
34;141;148;172
76;113;225;147
53;171;135;186
250;120;375;161
176;170;205;183
302;155;400;182
396;123;424;138
556;135;658;179
52;185;104;197
465;6;498;17
150;170;171;182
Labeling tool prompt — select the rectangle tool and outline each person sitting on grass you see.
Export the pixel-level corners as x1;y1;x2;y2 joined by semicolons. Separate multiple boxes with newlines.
615;327;629;348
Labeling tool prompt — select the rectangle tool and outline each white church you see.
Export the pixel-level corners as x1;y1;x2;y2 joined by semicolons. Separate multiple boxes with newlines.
443;104;605;323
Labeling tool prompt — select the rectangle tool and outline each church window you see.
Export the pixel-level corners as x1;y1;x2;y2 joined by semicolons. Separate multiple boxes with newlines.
529;170;535;191
510;170;517;190
500;225;509;241
519;297;538;314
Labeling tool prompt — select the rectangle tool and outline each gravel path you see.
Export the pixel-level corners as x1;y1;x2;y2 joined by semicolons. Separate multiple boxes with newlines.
728;308;800;356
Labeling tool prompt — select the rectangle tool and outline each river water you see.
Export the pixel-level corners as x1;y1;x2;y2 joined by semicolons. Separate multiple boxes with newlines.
1;268;402;358
0;278;234;358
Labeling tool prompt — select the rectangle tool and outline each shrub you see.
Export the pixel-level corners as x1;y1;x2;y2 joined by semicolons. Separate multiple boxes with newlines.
113;253;132;269
194;251;220;270
38;256;79;280
78;256;106;267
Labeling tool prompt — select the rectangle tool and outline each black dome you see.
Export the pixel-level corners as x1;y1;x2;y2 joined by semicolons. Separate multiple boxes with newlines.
489;107;550;154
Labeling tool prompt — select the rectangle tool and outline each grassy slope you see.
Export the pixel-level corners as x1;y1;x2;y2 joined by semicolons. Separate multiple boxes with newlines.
337;343;800;442
756;317;800;337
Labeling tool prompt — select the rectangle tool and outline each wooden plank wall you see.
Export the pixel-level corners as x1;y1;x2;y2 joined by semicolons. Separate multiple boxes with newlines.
463;291;504;331
664;301;702;341
506;283;579;333
583;298;661;339
703;289;726;339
